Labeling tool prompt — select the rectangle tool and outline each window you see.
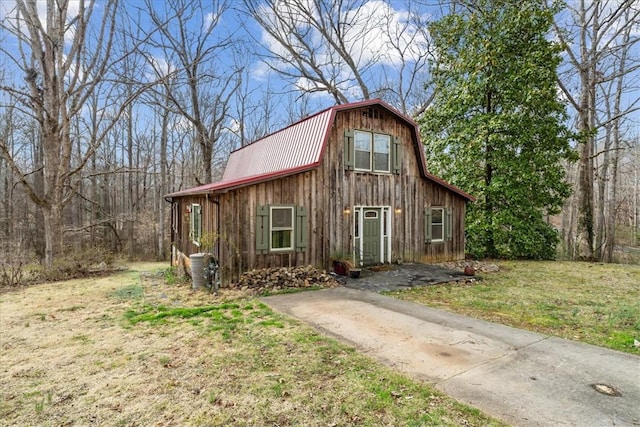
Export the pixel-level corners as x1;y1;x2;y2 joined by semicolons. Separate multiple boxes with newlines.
383;210;388;237
256;205;308;253
431;208;444;242
354;131;390;173
354;131;372;170
354;210;360;238
374;134;390;172
424;207;452;243
364;210;378;219
270;206;294;251
347;130;398;173
190;203;202;246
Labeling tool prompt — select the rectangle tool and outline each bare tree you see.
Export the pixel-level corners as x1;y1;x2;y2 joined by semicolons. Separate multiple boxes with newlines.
139;0;241;185
230;41;286;147
374;1;434;116
0;0;123;266
242;0;434;115
595;10;636;262
552;0;640;260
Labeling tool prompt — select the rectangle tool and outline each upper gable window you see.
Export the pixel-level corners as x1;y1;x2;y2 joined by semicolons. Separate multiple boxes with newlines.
354;131;372;170
344;129;401;174
374;134;390;172
354;130;390;173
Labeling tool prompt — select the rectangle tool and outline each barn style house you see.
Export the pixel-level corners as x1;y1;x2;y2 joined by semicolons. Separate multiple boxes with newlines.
165;99;474;284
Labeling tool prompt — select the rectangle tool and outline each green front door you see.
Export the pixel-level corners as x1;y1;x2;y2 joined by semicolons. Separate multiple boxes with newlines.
362;209;381;264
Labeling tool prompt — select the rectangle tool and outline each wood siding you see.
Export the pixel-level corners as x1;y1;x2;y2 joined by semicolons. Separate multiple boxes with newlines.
171;105;468;284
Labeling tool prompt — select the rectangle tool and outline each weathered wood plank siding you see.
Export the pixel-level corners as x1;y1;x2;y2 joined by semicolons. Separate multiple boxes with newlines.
172;194;212;256
325;106;467;264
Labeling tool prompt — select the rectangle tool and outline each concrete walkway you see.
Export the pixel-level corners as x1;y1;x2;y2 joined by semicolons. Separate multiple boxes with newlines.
262;287;640;427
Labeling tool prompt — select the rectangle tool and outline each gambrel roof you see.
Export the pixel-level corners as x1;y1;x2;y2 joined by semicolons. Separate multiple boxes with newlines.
165;99;473;201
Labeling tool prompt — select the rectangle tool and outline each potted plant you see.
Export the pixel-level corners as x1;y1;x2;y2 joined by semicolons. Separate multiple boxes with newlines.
330;251;355;276
349;266;361;278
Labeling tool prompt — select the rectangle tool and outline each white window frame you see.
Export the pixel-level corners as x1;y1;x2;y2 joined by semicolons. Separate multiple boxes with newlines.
353;206;392;264
373;133;390;173
354;130;372;171
270;206;295;252
353;130;391;173
190;203;202;246
431;207;445;243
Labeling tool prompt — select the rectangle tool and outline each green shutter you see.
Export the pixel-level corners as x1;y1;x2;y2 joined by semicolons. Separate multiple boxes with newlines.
424;207;432;243
445;208;453;241
392;136;401;174
256;205;269;254
344;129;354;170
295;206;308;251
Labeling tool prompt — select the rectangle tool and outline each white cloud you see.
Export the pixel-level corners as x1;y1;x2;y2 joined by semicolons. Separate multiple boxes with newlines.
204;11;220;32
342;1;430;67
0;0;82;43
254;0;431;85
144;54;176;81
283;1;427;64
251;60;272;80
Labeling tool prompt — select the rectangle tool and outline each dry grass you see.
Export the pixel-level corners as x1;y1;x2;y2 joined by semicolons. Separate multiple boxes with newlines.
0;263;503;426
387;261;640;354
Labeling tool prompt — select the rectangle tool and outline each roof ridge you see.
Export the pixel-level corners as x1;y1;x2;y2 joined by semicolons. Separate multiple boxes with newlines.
164;99;474;202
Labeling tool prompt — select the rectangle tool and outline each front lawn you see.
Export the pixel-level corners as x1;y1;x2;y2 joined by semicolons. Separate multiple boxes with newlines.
0;263;504;426
385;261;640;355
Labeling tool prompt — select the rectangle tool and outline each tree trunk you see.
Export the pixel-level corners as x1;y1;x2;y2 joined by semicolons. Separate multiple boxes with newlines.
43;203;64;267
575;58;596;260
484;88;496;257
560;161;577;259
576;139;594;260
595;126;611;261
158;107;169;259
29;125;46;261
605;138;619;263
126;103;135;259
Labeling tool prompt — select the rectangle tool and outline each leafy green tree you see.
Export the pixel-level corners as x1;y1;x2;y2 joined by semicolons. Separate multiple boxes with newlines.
420;0;575;259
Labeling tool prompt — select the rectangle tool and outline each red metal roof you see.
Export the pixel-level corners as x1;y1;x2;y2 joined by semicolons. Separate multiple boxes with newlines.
165;99;474;201
222;108;333;181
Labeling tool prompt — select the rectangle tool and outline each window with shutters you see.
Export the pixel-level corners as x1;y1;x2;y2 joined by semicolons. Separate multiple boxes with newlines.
354;130;390;173
190;203;202;246
346;129;400;174
424;207;452;244
256;205;308;253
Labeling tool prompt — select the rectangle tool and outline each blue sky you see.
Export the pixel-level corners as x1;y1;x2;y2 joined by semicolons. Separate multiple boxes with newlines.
1;0;639;146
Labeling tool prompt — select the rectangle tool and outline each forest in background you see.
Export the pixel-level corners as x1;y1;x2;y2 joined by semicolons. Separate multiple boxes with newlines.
0;0;638;281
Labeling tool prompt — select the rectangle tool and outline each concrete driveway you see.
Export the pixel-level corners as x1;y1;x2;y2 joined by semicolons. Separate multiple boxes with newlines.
262;287;640;426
